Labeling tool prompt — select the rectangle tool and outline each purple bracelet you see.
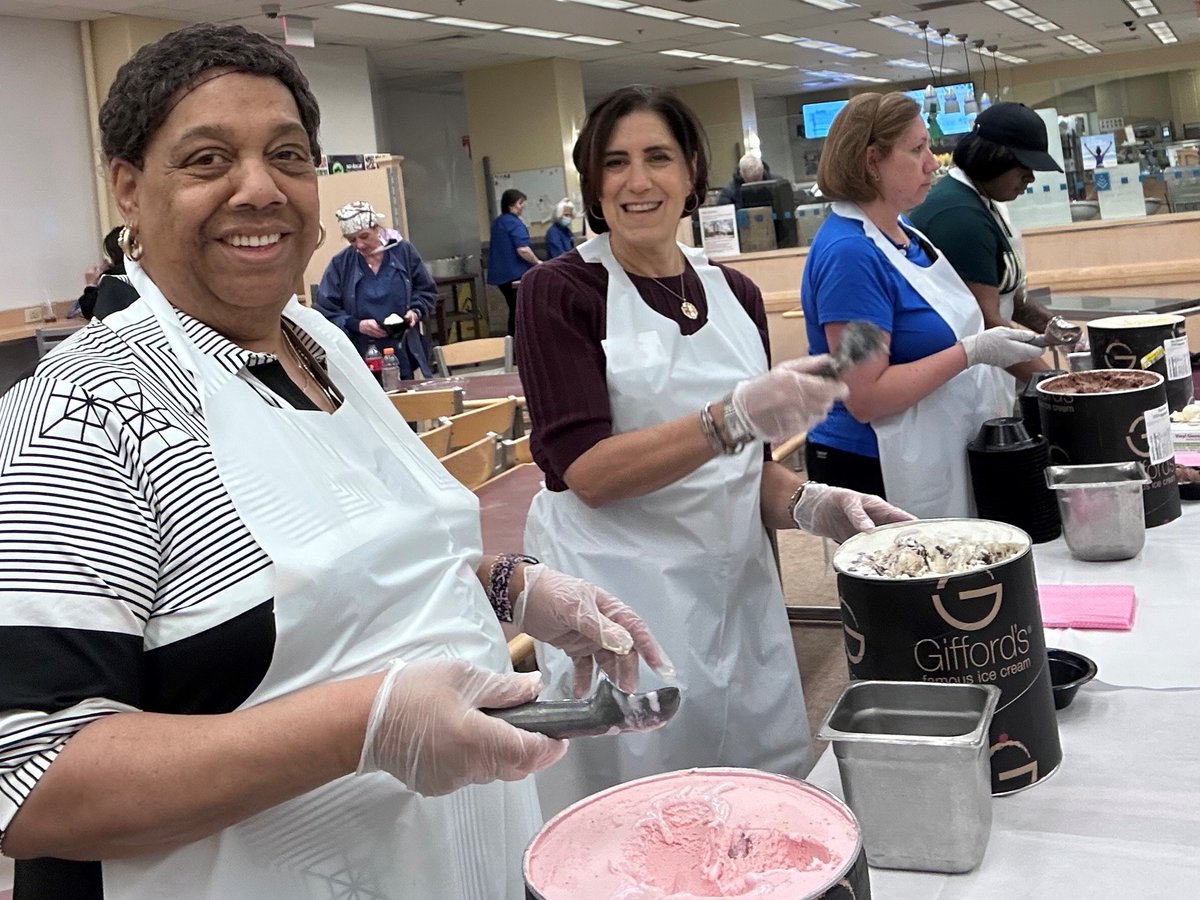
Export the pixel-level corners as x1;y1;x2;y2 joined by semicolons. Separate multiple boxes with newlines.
488;554;538;621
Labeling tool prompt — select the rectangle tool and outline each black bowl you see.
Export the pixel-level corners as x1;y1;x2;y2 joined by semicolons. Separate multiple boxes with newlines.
1047;648;1098;710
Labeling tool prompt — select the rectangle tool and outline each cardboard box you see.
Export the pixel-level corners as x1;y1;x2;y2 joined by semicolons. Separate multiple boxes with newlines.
737;205;777;253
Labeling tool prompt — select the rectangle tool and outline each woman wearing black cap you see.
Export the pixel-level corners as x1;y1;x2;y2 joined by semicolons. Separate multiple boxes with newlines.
910;102;1063;339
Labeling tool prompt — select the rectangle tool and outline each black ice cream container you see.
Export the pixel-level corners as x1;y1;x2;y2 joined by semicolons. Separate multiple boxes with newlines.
1088;314;1193;413
833;519;1062;796
1036;369;1180;527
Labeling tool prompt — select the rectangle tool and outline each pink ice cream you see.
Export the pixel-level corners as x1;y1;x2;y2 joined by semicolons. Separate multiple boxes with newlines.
525;768;861;899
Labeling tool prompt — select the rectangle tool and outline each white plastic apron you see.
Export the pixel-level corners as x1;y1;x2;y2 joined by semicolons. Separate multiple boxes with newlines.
107;261;540;900
525;234;811;817
831;203;1009;519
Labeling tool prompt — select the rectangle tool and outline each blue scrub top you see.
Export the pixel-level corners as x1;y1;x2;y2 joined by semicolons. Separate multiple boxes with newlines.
488;212;534;284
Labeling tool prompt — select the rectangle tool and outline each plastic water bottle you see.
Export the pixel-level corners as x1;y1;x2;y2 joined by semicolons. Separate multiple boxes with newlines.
381;347;401;392
365;343;383;385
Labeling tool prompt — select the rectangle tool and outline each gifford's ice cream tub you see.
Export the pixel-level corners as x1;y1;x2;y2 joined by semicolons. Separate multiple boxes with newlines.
523;767;870;899
833;519;1062;795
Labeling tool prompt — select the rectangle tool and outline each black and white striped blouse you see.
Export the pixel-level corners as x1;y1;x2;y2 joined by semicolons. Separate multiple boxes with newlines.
0;299;324;844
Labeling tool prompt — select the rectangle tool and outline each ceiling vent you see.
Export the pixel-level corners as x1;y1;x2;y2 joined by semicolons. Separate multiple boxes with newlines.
912;0;976;11
419;33;473;44
1098;35;1143;45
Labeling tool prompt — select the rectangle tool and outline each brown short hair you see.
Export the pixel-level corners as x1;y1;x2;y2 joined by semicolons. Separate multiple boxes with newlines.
572;85;709;235
817;92;922;203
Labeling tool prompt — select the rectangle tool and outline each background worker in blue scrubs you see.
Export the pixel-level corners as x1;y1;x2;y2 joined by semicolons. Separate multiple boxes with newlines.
488;189;541;336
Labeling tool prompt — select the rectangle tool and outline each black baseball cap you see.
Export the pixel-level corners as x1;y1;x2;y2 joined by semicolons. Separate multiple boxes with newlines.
972;102;1063;172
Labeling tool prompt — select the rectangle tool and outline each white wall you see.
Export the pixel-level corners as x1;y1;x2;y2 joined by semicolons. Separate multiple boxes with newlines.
380;86;480;261
289;43;378;156
0;16;100;312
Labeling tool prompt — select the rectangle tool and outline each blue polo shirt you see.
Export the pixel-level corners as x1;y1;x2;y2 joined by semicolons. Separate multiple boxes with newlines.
487;212;534;284
801;211;957;459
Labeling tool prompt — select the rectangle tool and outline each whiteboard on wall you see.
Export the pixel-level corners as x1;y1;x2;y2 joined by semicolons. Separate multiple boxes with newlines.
492;167;567;225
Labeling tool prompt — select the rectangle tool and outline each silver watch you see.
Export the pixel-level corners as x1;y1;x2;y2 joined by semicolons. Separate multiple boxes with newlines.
720;395;756;450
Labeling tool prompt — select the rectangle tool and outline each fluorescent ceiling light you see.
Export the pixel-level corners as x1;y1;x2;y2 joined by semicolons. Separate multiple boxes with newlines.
683;16;738;29
854;75;891;83
557;0;634;7
1147;21;1178;43
887;58;927;68
428;16;505;29
1126;0;1159;16
628;5;688;19
564;34;623;45
503;27;568;38
1056;34;1101;54
799;0;860;9
762;33;799;43
699;53;737;62
986;1;1059;33
762;63;792;70
732;58;766;66
334;4;430;19
985;0;1019;8
869;16;954;45
659;48;705;57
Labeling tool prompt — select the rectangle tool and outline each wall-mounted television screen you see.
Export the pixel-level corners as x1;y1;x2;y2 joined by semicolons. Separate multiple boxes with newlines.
801;100;849;140
903;82;979;135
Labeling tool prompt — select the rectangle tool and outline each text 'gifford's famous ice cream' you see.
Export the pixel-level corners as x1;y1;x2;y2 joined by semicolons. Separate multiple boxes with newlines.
524;768;864;899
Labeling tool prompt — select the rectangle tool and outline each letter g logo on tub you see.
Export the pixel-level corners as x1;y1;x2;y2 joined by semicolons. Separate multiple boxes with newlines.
932;580;1003;632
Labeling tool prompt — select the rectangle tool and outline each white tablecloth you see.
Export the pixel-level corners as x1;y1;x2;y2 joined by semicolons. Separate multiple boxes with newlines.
1034;502;1200;689
809;501;1200;896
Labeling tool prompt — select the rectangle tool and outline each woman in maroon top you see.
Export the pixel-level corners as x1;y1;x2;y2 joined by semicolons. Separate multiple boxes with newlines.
516;85;912;816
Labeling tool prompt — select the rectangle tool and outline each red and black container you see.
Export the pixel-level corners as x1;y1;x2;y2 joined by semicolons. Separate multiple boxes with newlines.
833;519;1062;796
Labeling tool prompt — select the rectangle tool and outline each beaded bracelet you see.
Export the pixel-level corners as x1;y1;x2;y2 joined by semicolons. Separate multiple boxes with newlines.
488;553;539;622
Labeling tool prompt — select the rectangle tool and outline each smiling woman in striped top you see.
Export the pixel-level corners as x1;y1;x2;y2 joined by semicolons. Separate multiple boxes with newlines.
0;22;666;900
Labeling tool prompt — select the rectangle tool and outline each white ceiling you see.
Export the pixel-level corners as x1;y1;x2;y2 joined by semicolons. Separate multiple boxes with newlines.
4;0;1199;99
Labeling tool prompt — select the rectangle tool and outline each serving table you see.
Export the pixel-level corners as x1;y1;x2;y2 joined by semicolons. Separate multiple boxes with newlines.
806;502;1200;897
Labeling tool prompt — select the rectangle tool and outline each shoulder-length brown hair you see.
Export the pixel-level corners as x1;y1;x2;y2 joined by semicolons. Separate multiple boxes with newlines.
817;92;922;203
572;84;709;235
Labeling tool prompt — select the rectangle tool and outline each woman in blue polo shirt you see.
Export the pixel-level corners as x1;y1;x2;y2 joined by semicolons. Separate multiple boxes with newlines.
802;92;1044;518
488;189;541;336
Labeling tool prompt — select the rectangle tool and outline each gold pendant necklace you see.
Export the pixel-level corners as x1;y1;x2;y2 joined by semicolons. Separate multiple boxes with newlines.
652;272;699;320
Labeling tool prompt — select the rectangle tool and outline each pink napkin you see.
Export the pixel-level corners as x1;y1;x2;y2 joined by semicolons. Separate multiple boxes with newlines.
1038;584;1136;631
1175;452;1200;467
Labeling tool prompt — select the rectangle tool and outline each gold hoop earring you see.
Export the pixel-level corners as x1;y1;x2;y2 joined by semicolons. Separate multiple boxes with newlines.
118;225;143;261
315;223;327;249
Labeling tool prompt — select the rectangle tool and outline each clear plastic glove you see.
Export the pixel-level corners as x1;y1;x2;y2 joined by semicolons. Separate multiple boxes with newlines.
514;563;674;699
730;357;849;444
793;482;916;542
960;327;1045;369
358;658;567;797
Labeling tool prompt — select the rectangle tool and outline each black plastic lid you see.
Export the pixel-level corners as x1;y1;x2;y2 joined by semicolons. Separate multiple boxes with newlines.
968;417;1037;452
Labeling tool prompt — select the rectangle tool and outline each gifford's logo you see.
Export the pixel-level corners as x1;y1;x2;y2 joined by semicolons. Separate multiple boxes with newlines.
1103;339;1137;368
991;733;1039;789
839;597;866;664
1125;413;1150;459
931;580;1003;632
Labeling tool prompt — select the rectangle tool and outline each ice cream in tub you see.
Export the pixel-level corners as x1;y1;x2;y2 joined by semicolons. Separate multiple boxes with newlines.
523;767;869;899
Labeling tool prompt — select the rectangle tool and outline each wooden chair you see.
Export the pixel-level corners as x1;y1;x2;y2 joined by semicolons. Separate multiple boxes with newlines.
433;335;513;377
417;422;452;457
500;433;532;467
35;326;80;359
440;435;500;489
447;398;517;450
388;387;464;424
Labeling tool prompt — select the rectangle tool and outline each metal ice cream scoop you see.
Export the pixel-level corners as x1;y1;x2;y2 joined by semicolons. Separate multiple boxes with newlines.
816;320;887;378
483;679;681;739
1032;316;1083;348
